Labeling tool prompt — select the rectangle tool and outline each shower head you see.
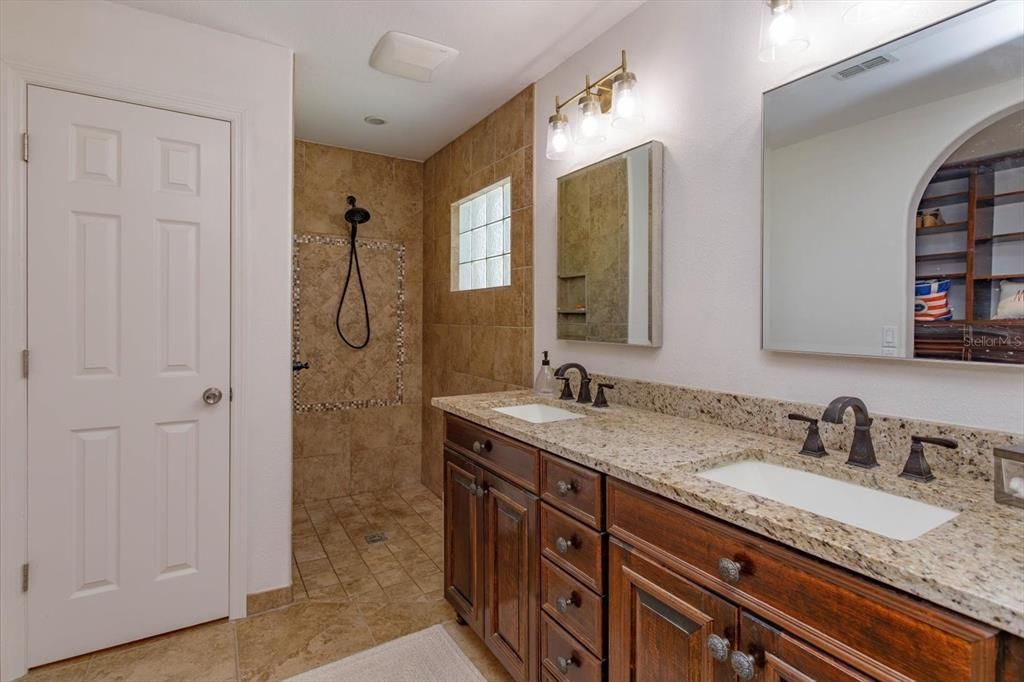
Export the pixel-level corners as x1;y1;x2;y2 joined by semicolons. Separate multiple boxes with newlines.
344;195;371;226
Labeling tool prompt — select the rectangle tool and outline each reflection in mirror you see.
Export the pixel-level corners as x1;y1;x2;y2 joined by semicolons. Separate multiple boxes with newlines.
556;141;662;346
763;1;1024;364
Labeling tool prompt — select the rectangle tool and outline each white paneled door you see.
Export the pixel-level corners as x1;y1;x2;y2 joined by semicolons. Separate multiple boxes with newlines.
26;86;231;666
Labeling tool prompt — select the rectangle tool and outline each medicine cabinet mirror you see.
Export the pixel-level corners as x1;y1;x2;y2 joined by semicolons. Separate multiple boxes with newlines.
556;140;663;346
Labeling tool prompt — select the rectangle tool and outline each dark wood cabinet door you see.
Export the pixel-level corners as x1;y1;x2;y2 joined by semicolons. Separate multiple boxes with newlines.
609;539;738;682
444;447;483;634
482;470;539;682
736;612;871;682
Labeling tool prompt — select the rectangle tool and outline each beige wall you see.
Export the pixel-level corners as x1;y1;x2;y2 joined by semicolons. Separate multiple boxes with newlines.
421;87;536;494
293;141;424;500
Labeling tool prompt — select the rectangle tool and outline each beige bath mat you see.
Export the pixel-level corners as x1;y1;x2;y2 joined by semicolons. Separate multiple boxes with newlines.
284;624;486;682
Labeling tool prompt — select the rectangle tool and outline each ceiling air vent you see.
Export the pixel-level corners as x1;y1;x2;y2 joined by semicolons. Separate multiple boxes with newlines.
833;54;897;80
369;31;459;83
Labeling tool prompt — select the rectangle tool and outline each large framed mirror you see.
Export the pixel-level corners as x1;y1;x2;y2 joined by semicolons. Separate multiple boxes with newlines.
556;140;663;346
763;2;1024;365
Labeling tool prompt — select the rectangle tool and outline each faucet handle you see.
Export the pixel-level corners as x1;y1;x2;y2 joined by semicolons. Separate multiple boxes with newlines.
557;376;574;401
592;383;615;408
900;435;958;482
787;413;827;458
912;435;958;449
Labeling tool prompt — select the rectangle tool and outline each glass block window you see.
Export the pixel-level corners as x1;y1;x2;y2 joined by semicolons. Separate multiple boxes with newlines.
452;177;512;291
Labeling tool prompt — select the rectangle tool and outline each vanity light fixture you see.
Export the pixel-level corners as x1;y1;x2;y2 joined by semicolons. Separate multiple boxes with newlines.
544;50;643;160
546;109;573;160
576;82;607;146
758;0;810;63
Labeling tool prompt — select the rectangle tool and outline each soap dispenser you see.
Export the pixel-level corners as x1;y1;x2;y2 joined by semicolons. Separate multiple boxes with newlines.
534;351;557;395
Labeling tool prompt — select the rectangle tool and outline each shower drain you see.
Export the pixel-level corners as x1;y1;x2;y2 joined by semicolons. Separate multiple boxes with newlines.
364;532;387;544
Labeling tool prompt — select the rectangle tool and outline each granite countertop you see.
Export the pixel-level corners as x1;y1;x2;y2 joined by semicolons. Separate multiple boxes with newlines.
432;390;1024;636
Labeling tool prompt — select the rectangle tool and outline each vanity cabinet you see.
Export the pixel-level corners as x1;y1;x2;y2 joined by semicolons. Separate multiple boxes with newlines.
443;417;541;682
608;539;738;682
442;412;1019;682
606;479;1001;681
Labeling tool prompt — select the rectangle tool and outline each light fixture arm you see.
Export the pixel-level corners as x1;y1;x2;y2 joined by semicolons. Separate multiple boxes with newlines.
553;50;630;114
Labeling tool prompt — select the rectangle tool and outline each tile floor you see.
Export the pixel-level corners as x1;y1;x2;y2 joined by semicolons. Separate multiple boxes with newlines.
24;484;512;682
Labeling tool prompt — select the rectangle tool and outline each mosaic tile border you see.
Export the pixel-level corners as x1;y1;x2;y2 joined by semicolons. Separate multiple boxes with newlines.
292;232;406;413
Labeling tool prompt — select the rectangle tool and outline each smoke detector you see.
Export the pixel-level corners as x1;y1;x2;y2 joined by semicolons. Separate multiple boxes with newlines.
369;31;458;83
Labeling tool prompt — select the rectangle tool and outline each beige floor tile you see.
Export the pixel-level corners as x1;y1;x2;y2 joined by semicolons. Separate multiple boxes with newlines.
442;621;516;682
291;535;326;563
338;573;378;594
413;571;443;594
84;621;236;682
357;600;455;644
296;558;333;579
235;602;374;682
291;517;316;538
371;566;410;588
405;558;441;579
305;583;348;602
302;570;340;592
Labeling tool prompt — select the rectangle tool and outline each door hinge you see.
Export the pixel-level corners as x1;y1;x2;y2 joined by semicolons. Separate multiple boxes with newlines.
21;563;29;593
21;349;29;379
22;132;28;162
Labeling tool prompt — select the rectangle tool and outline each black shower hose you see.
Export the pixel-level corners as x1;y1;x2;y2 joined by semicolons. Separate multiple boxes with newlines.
334;222;370;349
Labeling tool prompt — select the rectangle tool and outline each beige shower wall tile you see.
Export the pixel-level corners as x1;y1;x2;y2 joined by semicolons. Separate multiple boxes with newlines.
419;80;534;488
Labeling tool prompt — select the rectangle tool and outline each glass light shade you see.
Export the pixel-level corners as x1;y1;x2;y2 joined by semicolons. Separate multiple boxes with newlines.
576;94;607;145
758;0;810;63
545;112;574;160
611;72;644;129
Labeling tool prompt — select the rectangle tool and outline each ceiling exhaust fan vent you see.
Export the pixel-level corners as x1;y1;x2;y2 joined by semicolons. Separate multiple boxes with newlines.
833;54;897;80
369;31;459;83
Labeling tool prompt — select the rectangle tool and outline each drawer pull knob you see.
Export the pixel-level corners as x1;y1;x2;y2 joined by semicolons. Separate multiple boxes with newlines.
717;557;743;584
707;634;731;662
471;439;492;455
730;651;756;680
556;592;580;613
473;484;488;498
556;655;577;674
555;535;576;554
556;479;576;496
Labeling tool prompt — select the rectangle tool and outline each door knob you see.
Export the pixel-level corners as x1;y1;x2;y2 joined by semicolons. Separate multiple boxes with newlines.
202;387;223;405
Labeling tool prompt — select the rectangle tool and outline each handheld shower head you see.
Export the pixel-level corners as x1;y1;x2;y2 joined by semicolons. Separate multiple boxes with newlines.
344;195;371;226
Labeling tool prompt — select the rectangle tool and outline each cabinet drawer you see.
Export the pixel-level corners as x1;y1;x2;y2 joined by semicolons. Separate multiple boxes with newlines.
541;614;604;682
541;452;603;529
541;558;605;656
445;414;539;493
607;479;999;681
541;504;605;594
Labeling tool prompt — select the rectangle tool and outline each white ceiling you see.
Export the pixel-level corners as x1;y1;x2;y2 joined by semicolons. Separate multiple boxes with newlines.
764;0;1024;149
117;0;645;160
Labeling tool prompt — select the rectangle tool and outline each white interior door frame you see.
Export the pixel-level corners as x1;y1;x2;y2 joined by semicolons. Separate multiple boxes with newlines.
1;61;251;680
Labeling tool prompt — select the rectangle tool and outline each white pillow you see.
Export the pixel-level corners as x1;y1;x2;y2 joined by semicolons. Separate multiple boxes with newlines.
995;281;1024;320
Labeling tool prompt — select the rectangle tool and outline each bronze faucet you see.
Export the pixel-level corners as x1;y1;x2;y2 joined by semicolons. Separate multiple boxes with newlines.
821;396;878;469
554;363;592;404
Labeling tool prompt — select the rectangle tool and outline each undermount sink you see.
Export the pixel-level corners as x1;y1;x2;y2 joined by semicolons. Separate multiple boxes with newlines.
492;403;585;424
697;460;959;541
